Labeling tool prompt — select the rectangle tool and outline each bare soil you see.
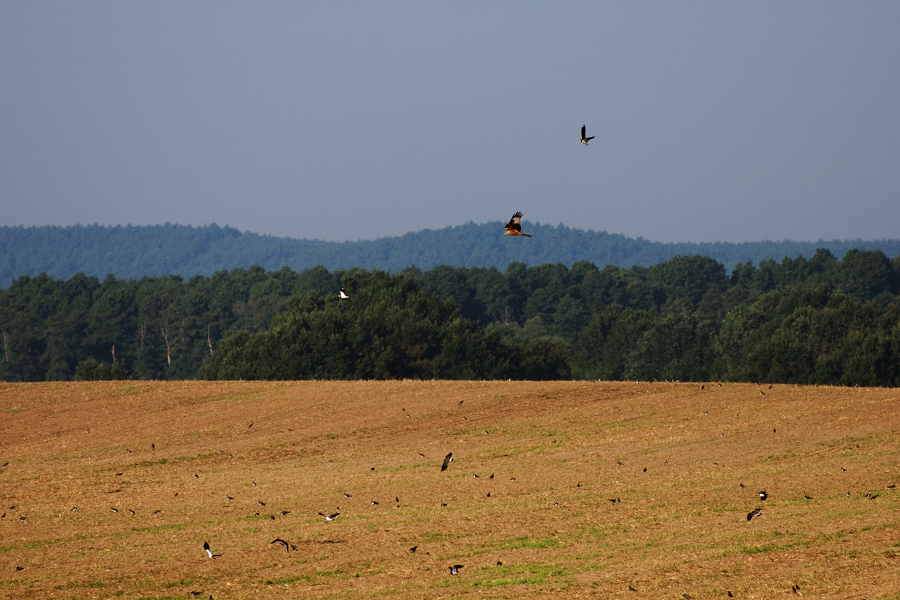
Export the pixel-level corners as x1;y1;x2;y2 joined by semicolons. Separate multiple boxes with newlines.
1;380;899;599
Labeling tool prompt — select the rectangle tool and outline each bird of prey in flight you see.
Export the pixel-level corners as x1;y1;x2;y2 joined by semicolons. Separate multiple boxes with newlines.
504;212;531;237
580;124;594;146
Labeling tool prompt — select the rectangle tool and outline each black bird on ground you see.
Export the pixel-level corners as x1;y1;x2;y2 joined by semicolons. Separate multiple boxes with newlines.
409;546;418;553
747;508;762;521
580;124;595;146
441;452;453;471
448;565;463;575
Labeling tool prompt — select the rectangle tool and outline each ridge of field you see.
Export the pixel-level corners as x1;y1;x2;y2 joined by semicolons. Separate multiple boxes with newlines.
1;381;898;599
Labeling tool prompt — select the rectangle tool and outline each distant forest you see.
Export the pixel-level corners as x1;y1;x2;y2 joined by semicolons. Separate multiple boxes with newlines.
3;249;900;385
3;223;900;288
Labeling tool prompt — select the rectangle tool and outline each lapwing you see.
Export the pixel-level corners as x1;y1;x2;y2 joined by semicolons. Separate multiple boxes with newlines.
746;508;762;521
409;546;418;553
270;538;291;552
580;124;595;146
203;541;220;558
448;565;463;575
441;452;453;471
758;490;767;501
318;512;339;521
339;288;350;299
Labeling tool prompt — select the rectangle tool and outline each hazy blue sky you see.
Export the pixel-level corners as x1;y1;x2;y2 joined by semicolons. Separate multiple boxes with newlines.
2;2;898;244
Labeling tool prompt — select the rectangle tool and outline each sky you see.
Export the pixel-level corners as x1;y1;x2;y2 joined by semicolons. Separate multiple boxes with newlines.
1;2;899;245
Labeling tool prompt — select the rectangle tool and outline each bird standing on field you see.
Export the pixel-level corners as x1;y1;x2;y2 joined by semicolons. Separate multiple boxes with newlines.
504;212;531;237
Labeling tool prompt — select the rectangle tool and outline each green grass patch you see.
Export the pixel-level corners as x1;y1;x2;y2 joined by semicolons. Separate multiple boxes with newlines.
265;574;313;585
468;564;572;588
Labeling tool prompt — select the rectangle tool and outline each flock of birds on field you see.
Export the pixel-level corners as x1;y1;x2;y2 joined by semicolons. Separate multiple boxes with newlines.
6;383;897;596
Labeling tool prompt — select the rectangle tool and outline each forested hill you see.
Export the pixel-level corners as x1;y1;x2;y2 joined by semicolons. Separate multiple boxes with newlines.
3;222;900;288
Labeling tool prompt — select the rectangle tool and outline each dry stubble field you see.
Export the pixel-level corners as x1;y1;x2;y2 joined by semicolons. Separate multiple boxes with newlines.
1;380;899;600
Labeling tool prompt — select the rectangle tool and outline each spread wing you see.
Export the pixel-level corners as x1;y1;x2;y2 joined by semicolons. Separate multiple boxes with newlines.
581;124;586;139
505;211;523;232
441;452;453;471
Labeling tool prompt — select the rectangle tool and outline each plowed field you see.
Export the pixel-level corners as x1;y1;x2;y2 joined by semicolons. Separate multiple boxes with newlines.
1;380;899;599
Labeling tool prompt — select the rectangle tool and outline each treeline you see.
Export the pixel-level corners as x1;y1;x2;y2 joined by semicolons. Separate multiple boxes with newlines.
2;249;900;385
5;223;900;288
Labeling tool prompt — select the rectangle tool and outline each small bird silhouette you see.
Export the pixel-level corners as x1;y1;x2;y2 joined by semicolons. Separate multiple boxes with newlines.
318;512;339;521
580;124;595;146
448;565;463;575
270;538;291;552
747;508;762;521
338;288;350;299
758;490;768;501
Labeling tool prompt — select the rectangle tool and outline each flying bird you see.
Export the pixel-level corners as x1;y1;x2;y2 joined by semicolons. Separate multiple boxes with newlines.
203;541;220;558
441;452;453;471
758;490;768;501
318;512;339;521
270;538;291;552
338;288;350;299
448;565;464;575
580;124;595;146
746;508;762;521
503;212;531;237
